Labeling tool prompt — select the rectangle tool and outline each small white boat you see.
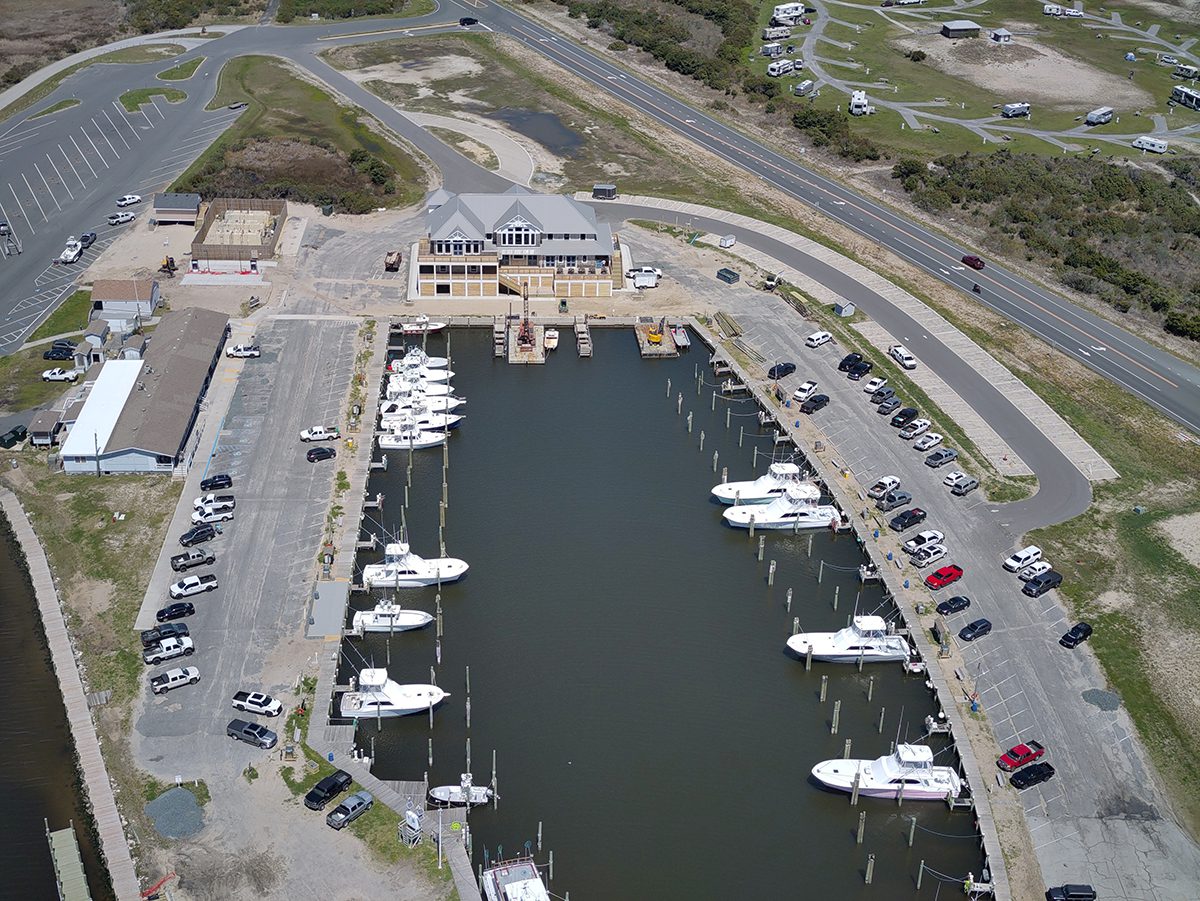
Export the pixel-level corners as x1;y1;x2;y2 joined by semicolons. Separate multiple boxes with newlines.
428;773;494;808
400;347;449;369
671;325;691;347
385;376;453;398
811;744;962;801
544;329;559;351
362;542;469;588
378;421;446;450
351;601;433;633
711;462;804;505
401;314;447;335
340;668;449;718
786;615;911;664
722;485;840;530
380;406;463;431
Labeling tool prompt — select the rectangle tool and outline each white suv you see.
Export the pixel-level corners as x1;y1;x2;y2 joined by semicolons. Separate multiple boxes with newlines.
889;344;917;370
805;331;832;348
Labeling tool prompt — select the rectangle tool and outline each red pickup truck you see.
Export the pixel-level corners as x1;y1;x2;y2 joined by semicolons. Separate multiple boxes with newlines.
997;741;1046;771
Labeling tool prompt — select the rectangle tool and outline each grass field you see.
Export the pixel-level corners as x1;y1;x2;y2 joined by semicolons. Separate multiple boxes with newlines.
118;86;187;112
29;98;81;119
157;57;205;81
28;289;91;342
0;351;76;411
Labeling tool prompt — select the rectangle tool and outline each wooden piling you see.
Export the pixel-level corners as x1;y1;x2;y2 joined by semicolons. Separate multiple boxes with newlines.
867;676;874;702
805;645;812;671
820;674;828;702
865;853;875;885
757;535;765;561
712;451;719;473
908;815;917;847
916;861;924;890
831;699;841;734
768;560;776;585
850;768;861;806
857;811;866;845
786;588;793;611
833;584;839;610
843;739;852;759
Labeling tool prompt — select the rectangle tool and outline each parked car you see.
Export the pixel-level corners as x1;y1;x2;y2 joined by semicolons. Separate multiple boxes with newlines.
624;265;662;279
871;385;896;404
805;331;832;348
52;339;77;350
800;394;829;414
1023;570;1063;598
107;211;135;225
888;344;917;370
950;477;979;497
1059;622;1093;648
877;398;901;415
1018;560;1053;582
171;548;215;572
226;344;261;358
1044;885;1096;901
791;380;817;402
768;362;796;380
846;361;873;381
227;719;277;749
958;618;992;642
200;473;233;491
79;231;97;248
115;194;142;207
1009;761;1055;790
150;666;200;695
935;595;971;616
156;602;195;622
924;448;959;468
140;622;188;649
179;523;218;547
299;426;341;442
42;368;78;382
143;635;194;665
170;574;218;599
193;493;235;512
925;565;964;590
997;741;1046;772
228;101;249;110
889;507;928;532
890;407;919;428
913;433;943;452
43;347;74;361
232;691;284;717
901;529;943;555
191;505;233;525
942;470;968;487
837;353;863;372
962;254;985;270
307;446;336;463
326;791;373;829
862;377;886;394
458;16;479;25
909;543;947;568
1003;545;1042;572
867;476;900;499
898;418;931;440
875;489;912;512
304;770;353;811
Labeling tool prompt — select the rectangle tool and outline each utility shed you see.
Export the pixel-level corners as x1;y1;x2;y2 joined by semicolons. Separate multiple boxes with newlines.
153;192;201;225
941;20;980;38
990;28;1013;43
91;278;160;320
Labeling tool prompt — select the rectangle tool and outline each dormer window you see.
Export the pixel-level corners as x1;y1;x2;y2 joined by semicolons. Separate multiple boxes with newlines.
496;215;541;247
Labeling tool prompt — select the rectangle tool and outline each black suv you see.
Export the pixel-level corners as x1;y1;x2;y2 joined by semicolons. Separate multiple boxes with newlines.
1010;761;1055;790
1059;622;1092;649
304;770;353;811
156;602;195;622
200;473;233;491
890;407;919;428
180;523;217;546
847;361;873;380
767;362;796;379
837;352;862;371
140;622;189;649
889;508;927;532
800;394;829;414
1045;886;1096;901
936;595;971;616
307;446;336;463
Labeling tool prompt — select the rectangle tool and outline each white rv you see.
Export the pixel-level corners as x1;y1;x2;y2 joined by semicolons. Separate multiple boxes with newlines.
848;90;872;116
1131;136;1168;153
1085;106;1114;125
1175;64;1200;79
1042;3;1062;14
763;26;791;40
794;79;815;96
1001;102;1031;118
1171;84;1200;110
767;59;795;77
773;2;805;19
761;42;785;58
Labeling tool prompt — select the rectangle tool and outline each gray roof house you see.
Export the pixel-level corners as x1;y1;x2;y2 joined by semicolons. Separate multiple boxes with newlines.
153;192;201;225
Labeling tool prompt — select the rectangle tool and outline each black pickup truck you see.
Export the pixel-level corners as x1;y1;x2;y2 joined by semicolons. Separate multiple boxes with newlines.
140;622;189;649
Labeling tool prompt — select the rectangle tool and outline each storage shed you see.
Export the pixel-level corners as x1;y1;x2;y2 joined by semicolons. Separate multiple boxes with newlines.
990;28;1013;43
941;20;980;38
153;193;201;226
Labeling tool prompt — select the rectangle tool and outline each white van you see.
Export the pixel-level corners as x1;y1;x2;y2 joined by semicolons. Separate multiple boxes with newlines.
805;330;833;348
889;344;917;370
1132;135;1168;153
1001;102;1031;118
767;59;795;77
1003;545;1042;572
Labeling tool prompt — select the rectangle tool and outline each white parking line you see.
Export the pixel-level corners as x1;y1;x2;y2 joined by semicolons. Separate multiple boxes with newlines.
112;102;141;142
69;136;98;179
80;125;110;168
33;162;61;211
93;117;121;159
150;98;166;121
19;174;47;222
140;106;154;130
102;110;130;150
980;672;1019;693
1033;829;1080;852
58;145;86;190
46;154;73;200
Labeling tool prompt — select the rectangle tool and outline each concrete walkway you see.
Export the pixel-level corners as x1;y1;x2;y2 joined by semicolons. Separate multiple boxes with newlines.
605;193;1118;482
405;112;535;187
0;489;142;901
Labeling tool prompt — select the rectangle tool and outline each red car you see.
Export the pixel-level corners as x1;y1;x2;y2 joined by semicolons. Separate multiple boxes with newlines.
997;741;1045;772
962;255;985;270
925;564;964;589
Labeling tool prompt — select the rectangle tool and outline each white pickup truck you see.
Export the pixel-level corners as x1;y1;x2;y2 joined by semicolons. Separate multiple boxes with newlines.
299;426;341;442
232;690;284;717
143;635;195;665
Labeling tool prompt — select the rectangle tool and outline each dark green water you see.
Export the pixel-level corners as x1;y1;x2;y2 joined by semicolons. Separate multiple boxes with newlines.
349;328;984;897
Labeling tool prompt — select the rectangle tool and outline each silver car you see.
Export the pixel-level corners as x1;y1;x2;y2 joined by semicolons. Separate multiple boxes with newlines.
326;791;373;829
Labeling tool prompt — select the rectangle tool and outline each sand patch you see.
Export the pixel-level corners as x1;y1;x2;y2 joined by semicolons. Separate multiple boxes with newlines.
893;30;1155;109
1156;511;1200;569
340;56;483;89
1093;588;1137;613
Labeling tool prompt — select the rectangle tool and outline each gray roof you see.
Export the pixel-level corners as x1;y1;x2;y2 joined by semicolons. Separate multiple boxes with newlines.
427;189;605;243
28;409;62;434
943;19;980;30
154;192;201;210
105;307;228;459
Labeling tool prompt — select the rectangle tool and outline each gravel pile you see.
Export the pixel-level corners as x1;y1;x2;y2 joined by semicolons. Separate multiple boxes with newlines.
145;786;205;839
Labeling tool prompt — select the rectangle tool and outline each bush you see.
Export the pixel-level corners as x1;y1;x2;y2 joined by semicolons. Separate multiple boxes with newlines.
1165;310;1200;341
608;41;628;51
906;50;927;62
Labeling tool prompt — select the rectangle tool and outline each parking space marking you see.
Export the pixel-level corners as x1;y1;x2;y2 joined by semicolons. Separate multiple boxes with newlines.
111;102;141;142
46;155;74;200
149;98;166;121
33;163;61;212
101;110;131;150
8;183;36;234
57;145;87;190
980;672;1019;693
93;117;122;160
69;136;98;179
139;106;155;130
20;173;47;222
80;125;109;168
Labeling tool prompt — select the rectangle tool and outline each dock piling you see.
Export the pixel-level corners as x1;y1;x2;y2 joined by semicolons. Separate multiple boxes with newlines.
666;378;671;398
725;407;731;429
867;676;874;702
549;851;554;881
786;588;793;611
757;535;765;561
749;515;755;538
711;391;716;411
793;617;800;636
878;706;886;734
818;560;825;584
865;853;875;885
768;560;776;585
699;430;705;451
833;585;839;610
712;451;719;473
820;675;828;702
857;811;866;845
843;739;852;759
538;821;543;852
831;699;841;734
808;533;814;557
721;466;728;484
908;815;916;847
739;425;744;447
916;861;924;890
428;738;433;766
687;412;693;434
753;447;759;470
467;737;471;773
805;645;812;671
851;768;861;806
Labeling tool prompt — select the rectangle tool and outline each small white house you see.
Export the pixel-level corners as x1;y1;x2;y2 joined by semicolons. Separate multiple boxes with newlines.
1132;135;1168;153
91;279;161;321
990;28;1013;44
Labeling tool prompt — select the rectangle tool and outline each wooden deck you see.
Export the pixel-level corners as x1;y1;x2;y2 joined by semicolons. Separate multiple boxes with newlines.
1;490;141;900
634;322;679;358
507;324;545;364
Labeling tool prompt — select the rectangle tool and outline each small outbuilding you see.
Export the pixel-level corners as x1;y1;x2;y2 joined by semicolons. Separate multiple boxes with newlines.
990;28;1013;44
91;278;161;321
28;410;64;447
941;20;980;38
153;193;201;226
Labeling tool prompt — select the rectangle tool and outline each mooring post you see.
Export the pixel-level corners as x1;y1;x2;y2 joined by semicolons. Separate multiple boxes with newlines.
793;617;800;636
753;446;759;470
808;533;814;557
749;515;755;538
908;815;917;848
833;585;839;610
857;811;866;845
857;651;864;673
820;674;828;702
687;412;693;433
466;737;471;774
768;560;776;585
843;739;852;759
897;779;904;808
757;535;765;561
725;406;731;429
865;853;875;885
711;391;716;411
850;768;861;806
805;645;812;671
867;676;874;702
677;393;683;415
786;588;793;611
696;374;701;396
739;425;744;447
666;377;671;397
549;851;554;881
818;560;825;584
712;451;719;473
428;738;433;766
699;430;705;451
538;821;543;852
831;699;841;734
916;861;924;890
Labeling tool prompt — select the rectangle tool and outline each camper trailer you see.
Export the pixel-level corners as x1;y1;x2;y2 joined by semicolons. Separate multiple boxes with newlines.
1171;84;1200;110
1001;102;1031;118
763;26;791;40
1131;136;1168;153
1086;106;1114;125
794;79;815;96
1174;64;1200;79
848;90;873;116
761;42;785;58
1042;3;1062;14
767;59;795;77
1062;7;1083;16
773;2;805;19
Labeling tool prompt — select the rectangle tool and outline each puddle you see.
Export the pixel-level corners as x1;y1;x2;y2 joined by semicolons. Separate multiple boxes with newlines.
486;107;583;156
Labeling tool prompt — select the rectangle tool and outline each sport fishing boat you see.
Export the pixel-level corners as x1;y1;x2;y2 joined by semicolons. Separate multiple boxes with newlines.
351;601;433;633
711;462;804;505
398;347;449;369
786;615;911;663
361;542;469;588
380;393;465;416
481;856;550;901
427;773;494;808
340;668;449;718
379;405;463;431
811;743;963;801
400;314;447;335
386;373;453;397
722;485;841;530
378;420;447;450
392;359;454;383
544;329;559;351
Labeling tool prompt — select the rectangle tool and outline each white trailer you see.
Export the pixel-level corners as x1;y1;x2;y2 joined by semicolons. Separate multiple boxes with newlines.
761;42;785;58
1043;3;1062;14
762;26;791;40
1175;64;1199;79
848;90;873;116
1131;136;1168;153
773;2;805;19
1001;101;1031;118
767;59;795;77
794;79;815;96
1086;106;1114;125
1171;84;1200;110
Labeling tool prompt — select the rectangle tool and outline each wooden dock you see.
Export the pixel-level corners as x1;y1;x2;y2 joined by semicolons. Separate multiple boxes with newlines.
507;324;546;364
634;321;679;358
1;490;141;901
46;821;90;901
493;317;506;357
574;317;592;357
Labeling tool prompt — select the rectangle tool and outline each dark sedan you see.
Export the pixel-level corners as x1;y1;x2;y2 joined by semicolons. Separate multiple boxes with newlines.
837;352;863;372
200;473;233;492
156;602;196;622
888;507;927;532
935;595;971;616
1059;622;1093;649
307;446;336;463
877;398;901;415
79;231;97;248
800;394;829;414
958;618;992;642
846;361;873;380
768;362;796;380
43;347;74;361
1009;761;1055;790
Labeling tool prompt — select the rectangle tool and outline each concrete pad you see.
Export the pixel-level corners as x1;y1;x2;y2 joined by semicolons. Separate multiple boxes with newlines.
308;580;349;638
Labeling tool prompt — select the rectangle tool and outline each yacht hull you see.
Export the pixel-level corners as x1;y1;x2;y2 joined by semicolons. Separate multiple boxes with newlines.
352;609;433;632
786;634;910;664
722;505;841;530
362;559;469;589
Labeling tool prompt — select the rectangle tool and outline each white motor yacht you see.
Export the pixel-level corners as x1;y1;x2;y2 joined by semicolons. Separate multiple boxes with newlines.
380;394;464;416
786;615;911;663
351;601;433;633
811;744;963;801
385;375;453;399
481;856;550;901
400;347;449;369
380;405;463;431
362;542;469;588
544;329;559;351
340;668;449;718
401;315;448;335
378;420;447;450
711;462;803;505
427;773;494;808
393;360;454;383
722;485;840;530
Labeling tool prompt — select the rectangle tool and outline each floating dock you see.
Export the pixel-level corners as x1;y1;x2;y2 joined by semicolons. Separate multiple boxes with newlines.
634;320;679;358
493;317;506;357
46;821;89;901
574;317;592;357
507;324;545;364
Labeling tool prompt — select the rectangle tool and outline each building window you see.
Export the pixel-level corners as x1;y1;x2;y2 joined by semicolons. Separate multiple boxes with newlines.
419;265;434;274
436;284;450;294
436;265;450;275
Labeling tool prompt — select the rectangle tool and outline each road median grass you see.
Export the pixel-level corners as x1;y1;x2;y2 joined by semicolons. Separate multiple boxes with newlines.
119;87;187;112
29;98;80;119
157;57;205;81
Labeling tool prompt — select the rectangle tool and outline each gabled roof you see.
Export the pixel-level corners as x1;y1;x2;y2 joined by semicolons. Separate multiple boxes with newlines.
60;360;143;457
91;278;157;303
154;192;200;210
427;191;602;242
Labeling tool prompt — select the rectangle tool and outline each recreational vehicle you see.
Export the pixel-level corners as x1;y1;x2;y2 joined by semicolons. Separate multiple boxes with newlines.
1042;3;1062;13
773;2;805;19
1171;84;1200;110
848;90;873;116
1001;102;1031;118
1131;136;1168;153
767;59;795;77
794;79;815;96
761;42;785;58
1174;64;1199;79
1085;106;1113;125
763;26;791;40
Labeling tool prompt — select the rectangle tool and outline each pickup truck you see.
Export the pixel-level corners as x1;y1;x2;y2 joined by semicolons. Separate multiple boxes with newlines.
384;250;402;272
140;622;189;649
143;635;195;665
151;666;200;695
227;718;278;749
299;426;341;442
232;691;283;717
171;548;216;572
996;740;1046;771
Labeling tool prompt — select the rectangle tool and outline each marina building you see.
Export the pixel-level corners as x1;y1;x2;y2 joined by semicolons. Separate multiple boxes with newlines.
414;187;622;299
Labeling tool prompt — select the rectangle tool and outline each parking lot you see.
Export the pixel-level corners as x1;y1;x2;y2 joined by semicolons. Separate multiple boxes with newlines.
731;289;1200;899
